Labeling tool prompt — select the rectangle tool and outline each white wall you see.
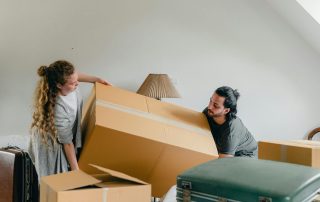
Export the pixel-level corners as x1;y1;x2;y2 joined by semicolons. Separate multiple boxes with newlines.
1;0;320;143
267;0;320;57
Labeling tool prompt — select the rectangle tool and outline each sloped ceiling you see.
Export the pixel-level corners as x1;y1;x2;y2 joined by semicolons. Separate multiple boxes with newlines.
267;0;320;56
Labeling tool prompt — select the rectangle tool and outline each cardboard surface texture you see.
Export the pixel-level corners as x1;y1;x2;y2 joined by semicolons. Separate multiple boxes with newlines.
258;140;320;168
79;83;218;197
40;164;151;202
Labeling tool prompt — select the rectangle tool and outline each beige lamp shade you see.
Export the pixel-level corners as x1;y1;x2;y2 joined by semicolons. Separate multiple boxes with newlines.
137;74;181;100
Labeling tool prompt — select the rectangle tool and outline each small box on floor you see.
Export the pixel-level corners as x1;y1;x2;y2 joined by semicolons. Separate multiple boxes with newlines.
40;165;151;202
258;140;320;168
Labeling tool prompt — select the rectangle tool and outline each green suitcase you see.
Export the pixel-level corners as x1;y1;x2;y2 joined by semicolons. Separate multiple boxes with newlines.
177;158;320;202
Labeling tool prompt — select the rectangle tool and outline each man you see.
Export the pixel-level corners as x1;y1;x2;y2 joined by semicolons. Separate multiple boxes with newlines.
203;86;257;158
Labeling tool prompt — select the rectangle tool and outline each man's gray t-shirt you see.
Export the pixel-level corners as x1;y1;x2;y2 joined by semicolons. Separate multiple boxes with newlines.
203;108;257;157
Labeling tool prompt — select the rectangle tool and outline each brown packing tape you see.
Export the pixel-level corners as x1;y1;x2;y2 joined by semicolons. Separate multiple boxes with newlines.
102;188;108;202
271;142;311;166
280;145;287;162
313;149;320;169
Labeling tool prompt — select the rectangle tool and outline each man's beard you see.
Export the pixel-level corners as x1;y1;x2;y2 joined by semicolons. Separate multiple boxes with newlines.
208;109;224;118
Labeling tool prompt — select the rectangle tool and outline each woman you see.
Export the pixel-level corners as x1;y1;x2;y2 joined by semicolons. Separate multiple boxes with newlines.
29;60;111;178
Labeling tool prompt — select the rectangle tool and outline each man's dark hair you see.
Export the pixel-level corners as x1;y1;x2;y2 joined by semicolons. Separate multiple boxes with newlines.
215;86;240;120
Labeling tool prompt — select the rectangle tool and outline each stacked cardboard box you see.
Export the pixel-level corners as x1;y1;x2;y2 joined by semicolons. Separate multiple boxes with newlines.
258;140;320;168
78;83;219;197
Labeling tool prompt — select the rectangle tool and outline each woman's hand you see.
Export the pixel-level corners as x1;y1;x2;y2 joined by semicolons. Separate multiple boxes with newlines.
96;77;112;86
78;72;112;86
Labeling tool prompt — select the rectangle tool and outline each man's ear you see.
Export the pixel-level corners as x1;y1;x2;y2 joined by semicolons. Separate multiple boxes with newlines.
223;108;230;115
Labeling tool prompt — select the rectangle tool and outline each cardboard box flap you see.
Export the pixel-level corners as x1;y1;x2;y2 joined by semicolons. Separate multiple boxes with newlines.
90;164;148;185
41;170;101;192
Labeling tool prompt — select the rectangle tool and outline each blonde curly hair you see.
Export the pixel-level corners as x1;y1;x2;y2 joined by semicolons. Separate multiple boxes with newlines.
31;60;75;143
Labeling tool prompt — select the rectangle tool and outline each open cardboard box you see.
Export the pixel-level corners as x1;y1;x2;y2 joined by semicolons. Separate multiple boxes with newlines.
40;164;151;202
258;140;320;168
79;83;218;197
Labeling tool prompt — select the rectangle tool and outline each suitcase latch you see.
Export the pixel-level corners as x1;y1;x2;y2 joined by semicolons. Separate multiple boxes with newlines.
217;197;227;202
181;181;192;202
259;196;272;202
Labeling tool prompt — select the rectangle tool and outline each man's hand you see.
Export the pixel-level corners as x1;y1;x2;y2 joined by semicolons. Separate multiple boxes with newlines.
219;153;234;158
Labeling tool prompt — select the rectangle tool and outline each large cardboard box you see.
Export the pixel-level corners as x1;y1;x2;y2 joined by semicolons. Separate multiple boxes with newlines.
258;140;320;168
40;165;151;202
79;83;218;197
